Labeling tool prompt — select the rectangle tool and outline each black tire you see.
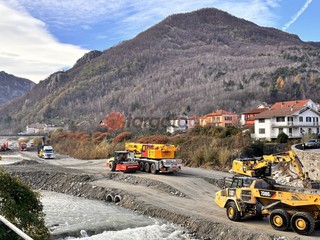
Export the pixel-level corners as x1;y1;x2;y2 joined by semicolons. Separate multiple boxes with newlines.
269;209;291;231
139;162;144;171
226;201;241;221
150;163;158;174
144;163;150;173
254;202;264;220
291;212;315;236
110;161;116;172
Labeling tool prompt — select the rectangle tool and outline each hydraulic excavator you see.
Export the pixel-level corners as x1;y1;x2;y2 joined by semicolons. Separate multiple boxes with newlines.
215;150;320;236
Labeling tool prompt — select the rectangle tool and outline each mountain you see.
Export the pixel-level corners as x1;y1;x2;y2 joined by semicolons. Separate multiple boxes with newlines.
0;71;35;105
0;8;320;133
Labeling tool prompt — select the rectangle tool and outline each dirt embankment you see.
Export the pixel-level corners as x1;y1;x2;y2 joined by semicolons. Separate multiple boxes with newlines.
3;160;296;240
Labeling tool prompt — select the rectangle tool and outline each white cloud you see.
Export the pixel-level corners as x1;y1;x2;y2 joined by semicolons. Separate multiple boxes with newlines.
9;0;279;29
0;1;88;83
0;0;280;83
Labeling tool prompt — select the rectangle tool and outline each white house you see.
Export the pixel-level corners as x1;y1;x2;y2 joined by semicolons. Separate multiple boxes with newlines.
26;123;60;134
167;116;198;134
253;99;320;140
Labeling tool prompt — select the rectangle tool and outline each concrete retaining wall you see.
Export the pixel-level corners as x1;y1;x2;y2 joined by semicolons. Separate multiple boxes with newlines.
292;145;320;181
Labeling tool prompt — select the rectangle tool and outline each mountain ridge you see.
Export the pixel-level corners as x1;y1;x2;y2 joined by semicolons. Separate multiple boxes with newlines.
0;71;35;106
0;7;319;133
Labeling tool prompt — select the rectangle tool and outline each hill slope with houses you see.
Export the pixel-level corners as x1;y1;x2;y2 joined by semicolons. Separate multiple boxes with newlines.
0;8;320;133
175;99;320;141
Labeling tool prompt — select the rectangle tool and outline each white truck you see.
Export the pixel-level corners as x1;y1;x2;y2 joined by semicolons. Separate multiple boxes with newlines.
38;145;54;159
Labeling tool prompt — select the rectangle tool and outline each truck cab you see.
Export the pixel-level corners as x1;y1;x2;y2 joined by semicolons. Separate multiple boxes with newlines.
38;145;54;159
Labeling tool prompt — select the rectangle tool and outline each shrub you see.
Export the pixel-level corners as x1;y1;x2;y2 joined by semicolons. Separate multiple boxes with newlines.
277;132;289;143
113;132;132;143
0;169;50;240
135;135;169;144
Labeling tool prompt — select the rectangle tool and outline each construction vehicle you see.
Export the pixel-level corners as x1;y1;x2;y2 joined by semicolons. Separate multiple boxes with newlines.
38;145;54;159
106;151;140;173
231;150;320;189
0;141;9;151
124;142;182;174
19;142;27;151
215;150;320;236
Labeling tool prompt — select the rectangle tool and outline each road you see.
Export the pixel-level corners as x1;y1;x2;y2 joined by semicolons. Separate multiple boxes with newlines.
1;138;320;239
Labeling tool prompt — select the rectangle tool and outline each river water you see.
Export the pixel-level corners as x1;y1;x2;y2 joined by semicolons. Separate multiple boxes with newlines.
41;191;195;240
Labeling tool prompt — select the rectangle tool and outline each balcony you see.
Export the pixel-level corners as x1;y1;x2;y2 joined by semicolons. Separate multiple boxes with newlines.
271;122;319;128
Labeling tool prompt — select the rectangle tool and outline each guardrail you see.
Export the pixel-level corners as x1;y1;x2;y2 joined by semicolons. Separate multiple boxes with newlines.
0;215;33;240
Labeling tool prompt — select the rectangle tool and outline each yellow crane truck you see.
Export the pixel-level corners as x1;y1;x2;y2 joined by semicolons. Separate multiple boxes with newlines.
215;151;320;236
124;142;182;174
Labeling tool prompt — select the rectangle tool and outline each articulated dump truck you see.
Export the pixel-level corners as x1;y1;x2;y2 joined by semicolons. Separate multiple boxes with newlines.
215;151;320;236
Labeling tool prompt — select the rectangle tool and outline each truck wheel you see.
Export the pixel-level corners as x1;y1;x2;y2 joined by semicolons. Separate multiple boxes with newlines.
139;162;144;171
144;163;150;173
150;163;157;174
254;202;264;220
110;161;116;172
270;209;291;231
226;201;241;221
291;212;315;235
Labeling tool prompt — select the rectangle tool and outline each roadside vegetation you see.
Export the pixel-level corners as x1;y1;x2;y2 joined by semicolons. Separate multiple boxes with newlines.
0;169;50;240
48;126;298;171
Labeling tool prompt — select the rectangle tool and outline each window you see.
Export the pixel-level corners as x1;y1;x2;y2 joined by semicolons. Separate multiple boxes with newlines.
299;116;303;122
306;117;312;122
259;128;265;134
224;116;232;121
289;128;293;134
287;117;293;122
278;128;283;133
258;119;265;123
276;117;285;122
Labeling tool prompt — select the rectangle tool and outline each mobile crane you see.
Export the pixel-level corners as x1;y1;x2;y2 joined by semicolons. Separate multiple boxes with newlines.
124;142;182;174
215;150;320;236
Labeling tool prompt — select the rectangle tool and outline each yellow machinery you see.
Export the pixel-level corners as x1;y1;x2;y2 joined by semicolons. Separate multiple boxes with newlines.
125;142;177;159
215;175;320;236
124;142;181;174
231;150;319;189
215;150;320;235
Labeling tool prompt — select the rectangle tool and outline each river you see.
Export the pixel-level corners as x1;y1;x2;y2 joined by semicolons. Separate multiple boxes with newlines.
41;191;196;240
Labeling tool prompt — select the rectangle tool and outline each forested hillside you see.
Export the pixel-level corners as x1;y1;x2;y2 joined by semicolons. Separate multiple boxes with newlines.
0;71;35;106
0;8;320;133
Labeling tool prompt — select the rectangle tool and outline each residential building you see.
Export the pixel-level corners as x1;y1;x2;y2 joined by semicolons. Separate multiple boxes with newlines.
167;116;198;134
253;99;320;140
26;123;60;134
240;103;271;128
199;109;238;127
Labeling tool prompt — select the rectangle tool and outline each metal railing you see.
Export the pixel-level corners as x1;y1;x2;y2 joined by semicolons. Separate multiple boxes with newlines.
0;215;33;240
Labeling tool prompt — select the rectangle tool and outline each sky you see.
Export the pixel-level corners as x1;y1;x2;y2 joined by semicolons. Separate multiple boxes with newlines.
0;0;319;83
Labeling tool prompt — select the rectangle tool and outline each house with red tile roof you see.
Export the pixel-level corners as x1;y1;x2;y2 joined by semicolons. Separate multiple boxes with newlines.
240;103;271;129
199;109;238;127
253;99;320;140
